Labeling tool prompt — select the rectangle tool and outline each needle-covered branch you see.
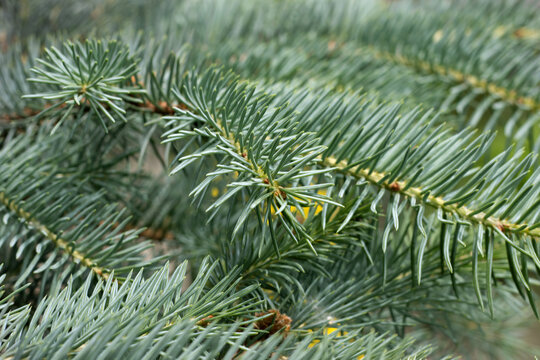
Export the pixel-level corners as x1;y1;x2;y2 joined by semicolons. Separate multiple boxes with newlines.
0;133;156;294
163;68;540;314
23;40;144;131
162;69;340;251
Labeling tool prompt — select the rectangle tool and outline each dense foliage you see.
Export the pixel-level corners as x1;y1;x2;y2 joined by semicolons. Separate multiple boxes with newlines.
1;0;539;358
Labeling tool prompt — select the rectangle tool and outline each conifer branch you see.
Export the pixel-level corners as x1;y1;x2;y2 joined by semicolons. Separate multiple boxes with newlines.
323;156;540;239
22;40;144;131
0;133;156;291
163;70;340;248
0;192;110;280
366;46;540;111
165;68;540;245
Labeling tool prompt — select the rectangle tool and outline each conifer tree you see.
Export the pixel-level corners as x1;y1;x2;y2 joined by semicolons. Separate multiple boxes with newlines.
0;0;539;358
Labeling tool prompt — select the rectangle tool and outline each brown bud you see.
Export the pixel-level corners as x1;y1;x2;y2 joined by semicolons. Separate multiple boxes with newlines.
254;309;291;335
389;182;401;192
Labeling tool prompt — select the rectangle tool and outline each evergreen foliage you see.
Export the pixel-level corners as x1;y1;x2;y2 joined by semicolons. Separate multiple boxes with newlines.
0;0;539;359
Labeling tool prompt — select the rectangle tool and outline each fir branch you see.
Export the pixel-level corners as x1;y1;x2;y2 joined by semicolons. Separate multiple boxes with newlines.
323;156;540;239
0;133;156;293
164;68;540;244
162;68;540;314
163;69;340;249
365;45;540;112
0;259;431;359
23;39;144;131
0;259;262;359
0;192;109;280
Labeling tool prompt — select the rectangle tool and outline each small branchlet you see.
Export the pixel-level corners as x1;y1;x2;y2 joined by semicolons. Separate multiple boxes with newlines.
24;39;145;132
